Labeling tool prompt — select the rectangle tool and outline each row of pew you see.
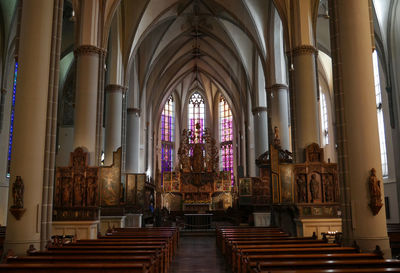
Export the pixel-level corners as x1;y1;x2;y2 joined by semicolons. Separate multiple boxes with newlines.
217;226;400;273
0;227;179;273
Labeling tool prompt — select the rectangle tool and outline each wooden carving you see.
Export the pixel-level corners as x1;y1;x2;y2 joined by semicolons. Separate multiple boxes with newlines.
54;147;99;221
369;168;383;215
306;143;324;162
12;176;24;208
9;176;26;220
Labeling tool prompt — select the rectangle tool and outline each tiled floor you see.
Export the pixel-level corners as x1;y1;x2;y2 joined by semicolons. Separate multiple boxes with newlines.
170;235;231;273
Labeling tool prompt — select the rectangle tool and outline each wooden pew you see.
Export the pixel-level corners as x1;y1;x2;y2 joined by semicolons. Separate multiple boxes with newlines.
240;253;383;273
0;226;5;258
1;227;179;273
250;259;400;273
6;255;157;273
252;267;400;273
0;263;150;273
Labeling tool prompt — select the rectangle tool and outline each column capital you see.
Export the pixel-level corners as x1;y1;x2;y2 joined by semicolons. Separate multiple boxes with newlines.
105;84;127;94
252;106;268;115
266;84;288;92
287;45;318;57
127;107;141;116
74;45;106;57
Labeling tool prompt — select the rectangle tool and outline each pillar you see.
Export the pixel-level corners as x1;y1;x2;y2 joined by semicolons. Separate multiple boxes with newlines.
104;84;124;165
73;45;104;165
252;107;269;159
73;0;104;166
126;108;141;173
290;45;320;162
5;0;54;254
268;84;290;151
329;0;390;255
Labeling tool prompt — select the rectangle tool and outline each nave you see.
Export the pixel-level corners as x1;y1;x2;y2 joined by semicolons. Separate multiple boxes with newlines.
2;226;400;272
169;235;230;273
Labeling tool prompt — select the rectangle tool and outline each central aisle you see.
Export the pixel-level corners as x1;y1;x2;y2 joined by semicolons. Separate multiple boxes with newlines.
170;235;231;273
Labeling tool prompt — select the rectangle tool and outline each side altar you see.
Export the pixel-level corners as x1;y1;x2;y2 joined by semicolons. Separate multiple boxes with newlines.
162;124;232;212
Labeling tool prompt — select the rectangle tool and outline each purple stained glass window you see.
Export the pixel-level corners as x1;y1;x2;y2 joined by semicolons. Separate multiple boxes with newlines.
161;96;174;173
219;96;234;185
188;92;205;143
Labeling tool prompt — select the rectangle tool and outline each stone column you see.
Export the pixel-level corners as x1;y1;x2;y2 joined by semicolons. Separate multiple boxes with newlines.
268;84;290;151
252;107;269;159
126;108;140;173
104;84;124;165
290;45;320;162
5;0;54;255
329;0;390;255
73;45;105;165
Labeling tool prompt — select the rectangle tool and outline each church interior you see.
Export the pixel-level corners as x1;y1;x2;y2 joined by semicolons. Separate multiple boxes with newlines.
1;0;400;272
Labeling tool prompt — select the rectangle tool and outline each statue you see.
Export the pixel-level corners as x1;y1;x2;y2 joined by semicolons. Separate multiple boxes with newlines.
309;174;319;202
87;177;97;206
178;129;191;172
369;168;383;215
12;176;24;208
74;175;83;206
273;126;281;147
63;178;72;206
296;175;307;203
324;175;335;202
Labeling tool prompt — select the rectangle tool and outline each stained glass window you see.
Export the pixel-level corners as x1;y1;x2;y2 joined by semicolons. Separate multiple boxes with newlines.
219;96;234;184
320;89;329;146
6;62;18;178
188;92;205;143
161;96;174;173
372;50;388;177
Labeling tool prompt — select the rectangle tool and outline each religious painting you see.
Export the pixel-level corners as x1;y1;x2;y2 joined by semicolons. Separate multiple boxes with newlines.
163;171;173;192
270;146;279;173
214;179;223;192
171;180;181;192
100;172;120;206
308;172;322;203
272;173;280;204
279;164;294;203
221;171;231;192
126;174;137;205
99;148;122;207
239;178;252;196
136;174;146;207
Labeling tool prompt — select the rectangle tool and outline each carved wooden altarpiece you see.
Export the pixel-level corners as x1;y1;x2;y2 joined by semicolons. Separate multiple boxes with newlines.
255;143;340;217
54;147;99;221
294;143;340;217
162;124;232;211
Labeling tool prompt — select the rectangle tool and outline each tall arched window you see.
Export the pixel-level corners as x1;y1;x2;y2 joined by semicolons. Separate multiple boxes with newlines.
188;92;205;143
219;96;233;184
372;50;388;177
7;61;18;178
161;95;174;173
320;88;329;146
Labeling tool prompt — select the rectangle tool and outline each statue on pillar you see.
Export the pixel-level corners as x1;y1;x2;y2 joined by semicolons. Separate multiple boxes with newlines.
12;176;24;208
273;126;281;148
369;168;383;215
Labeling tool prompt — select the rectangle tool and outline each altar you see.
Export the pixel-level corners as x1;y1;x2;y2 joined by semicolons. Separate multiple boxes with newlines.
162;124;233;211
184;213;213;230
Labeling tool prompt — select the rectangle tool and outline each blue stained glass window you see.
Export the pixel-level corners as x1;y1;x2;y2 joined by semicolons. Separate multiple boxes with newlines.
219;96;234;185
161;96;174;173
6;61;18;178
